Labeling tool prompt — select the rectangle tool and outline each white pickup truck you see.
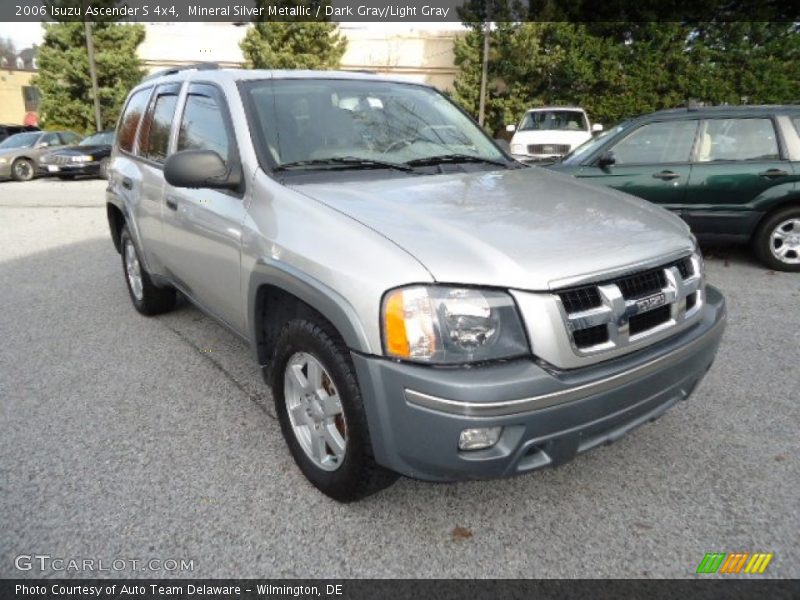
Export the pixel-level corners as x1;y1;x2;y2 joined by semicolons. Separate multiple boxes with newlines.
508;107;602;162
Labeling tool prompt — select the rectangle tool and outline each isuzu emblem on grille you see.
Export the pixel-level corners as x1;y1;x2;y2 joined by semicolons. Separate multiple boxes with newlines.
635;292;666;312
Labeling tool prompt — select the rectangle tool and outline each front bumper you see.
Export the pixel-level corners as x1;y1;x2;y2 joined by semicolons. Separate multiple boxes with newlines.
353;285;726;481
0;162;12;178
38;162;100;177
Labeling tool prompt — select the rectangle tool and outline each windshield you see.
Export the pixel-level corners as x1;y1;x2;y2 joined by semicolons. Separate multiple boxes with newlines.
243;79;505;170
519;110;587;132
0;132;40;149
80;132;114;146
560;121;630;165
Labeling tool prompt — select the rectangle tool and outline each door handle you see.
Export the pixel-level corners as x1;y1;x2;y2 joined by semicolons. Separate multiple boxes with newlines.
121;177;133;190
165;195;179;211
758;169;789;178
652;170;681;180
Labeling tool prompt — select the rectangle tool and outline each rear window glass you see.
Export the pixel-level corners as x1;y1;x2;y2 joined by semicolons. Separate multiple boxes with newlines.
118;88;151;153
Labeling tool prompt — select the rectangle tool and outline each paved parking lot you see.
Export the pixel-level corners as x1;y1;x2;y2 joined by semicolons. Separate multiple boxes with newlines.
1;178;798;578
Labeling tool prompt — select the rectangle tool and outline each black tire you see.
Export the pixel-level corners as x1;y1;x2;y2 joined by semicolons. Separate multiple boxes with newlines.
98;157;110;180
271;318;398;502
753;206;800;272
119;225;177;315
11;158;34;182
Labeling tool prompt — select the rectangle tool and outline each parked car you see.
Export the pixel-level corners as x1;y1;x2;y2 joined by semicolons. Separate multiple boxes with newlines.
0;124;39;144
507;107;603;162
39;130;115;180
107;67;725;501
548;105;800;271
0;130;82;181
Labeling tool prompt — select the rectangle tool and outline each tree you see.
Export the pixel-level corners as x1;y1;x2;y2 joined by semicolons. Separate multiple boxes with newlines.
241;1;346;69
33;21;145;133
451;21;800;134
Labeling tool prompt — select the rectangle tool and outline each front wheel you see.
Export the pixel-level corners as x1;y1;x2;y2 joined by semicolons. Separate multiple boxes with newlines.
119;226;177;315
754;206;800;272
271;318;398;502
11;158;34;182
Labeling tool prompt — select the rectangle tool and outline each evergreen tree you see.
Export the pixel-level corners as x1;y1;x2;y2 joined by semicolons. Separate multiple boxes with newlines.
34;21;145;133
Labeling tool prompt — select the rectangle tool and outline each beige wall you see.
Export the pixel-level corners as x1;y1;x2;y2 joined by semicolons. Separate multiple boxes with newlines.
338;25;460;91
0;69;34;123
137;23;461;91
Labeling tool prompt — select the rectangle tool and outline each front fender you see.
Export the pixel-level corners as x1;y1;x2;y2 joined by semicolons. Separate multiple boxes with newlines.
246;258;372;363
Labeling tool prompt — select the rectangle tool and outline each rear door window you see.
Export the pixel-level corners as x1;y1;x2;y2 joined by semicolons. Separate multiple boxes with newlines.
139;84;180;163
696;118;779;162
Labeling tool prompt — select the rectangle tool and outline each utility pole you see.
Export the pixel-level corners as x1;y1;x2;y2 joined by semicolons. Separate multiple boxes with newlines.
477;20;490;127
85;21;102;132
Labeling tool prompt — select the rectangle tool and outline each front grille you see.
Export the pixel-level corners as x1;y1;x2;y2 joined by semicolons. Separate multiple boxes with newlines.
629;305;671;336
559;286;601;313
617;267;667;300
555;255;702;354
528;143;570;155
573;325;609;349
43;155;73;166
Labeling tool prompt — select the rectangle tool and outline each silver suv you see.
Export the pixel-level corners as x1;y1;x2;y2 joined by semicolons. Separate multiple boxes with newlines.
107;66;726;501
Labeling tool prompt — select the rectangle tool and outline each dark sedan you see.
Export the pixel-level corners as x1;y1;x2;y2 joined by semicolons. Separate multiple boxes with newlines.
39;131;114;180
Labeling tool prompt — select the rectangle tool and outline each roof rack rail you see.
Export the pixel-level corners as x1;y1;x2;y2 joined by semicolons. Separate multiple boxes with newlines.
142;62;221;82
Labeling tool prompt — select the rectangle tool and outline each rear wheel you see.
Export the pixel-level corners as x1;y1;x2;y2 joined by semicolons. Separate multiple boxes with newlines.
11;158;34;182
271;318;398;502
754;206;800;272
119;226;177;315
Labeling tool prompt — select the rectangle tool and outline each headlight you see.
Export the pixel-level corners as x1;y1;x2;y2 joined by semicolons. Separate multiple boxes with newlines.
71;155;94;163
511;143;525;155
382;285;529;364
0;157;8;164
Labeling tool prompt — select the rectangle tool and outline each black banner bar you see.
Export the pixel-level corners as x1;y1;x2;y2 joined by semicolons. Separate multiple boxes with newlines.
2;0;800;23
2;579;800;600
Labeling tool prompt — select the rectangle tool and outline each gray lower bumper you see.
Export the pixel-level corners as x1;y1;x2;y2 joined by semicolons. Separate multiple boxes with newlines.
352;285;726;481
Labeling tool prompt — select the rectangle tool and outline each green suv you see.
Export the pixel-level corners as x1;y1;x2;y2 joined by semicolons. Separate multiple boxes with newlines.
548;106;800;271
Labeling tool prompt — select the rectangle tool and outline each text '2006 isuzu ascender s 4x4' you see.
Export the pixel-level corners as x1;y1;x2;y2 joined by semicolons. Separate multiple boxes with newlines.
106;66;726;501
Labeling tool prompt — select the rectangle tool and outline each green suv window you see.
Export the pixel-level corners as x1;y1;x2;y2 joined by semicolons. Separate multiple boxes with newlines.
696;118;779;162
612;120;697;164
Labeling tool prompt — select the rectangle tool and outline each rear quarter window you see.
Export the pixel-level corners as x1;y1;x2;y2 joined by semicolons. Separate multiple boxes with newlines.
117;87;152;153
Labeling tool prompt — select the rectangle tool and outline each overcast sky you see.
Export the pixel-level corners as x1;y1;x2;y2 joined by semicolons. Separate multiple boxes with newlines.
0;21;461;50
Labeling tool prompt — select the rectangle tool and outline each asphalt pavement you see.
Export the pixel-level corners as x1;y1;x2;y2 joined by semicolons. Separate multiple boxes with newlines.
1;178;798;578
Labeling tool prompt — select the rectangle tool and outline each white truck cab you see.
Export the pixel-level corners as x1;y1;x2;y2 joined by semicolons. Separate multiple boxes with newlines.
508;107;602;162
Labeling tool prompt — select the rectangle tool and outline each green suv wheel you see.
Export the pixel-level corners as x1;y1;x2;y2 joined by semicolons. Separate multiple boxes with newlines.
754;206;800;272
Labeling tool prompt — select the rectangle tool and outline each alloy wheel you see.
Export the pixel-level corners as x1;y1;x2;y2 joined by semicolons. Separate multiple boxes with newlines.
769;218;800;265
284;352;347;471
124;239;144;301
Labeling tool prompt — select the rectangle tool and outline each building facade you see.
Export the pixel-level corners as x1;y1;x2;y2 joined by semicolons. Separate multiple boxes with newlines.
137;22;461;91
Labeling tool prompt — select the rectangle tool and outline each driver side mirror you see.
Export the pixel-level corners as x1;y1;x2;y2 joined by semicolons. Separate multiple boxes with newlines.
164;150;241;190
591;123;604;134
36;141;49;148
596;151;616;168
505;124;516;133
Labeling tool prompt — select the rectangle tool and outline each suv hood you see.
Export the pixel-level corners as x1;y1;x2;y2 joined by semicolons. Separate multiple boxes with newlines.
290;167;693;290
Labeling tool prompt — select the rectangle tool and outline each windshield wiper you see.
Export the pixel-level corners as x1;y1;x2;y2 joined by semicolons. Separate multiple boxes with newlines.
274;157;414;172
404;154;508;168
